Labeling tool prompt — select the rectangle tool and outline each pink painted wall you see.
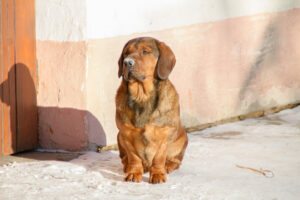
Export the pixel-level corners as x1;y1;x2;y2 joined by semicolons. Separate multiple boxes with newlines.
36;41;106;151
87;9;300;143
169;9;300;126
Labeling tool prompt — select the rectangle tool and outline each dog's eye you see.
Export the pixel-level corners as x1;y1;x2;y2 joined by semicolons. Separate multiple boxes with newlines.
141;50;149;55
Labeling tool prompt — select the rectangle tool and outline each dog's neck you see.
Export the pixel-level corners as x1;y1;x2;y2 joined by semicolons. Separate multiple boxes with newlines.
127;78;156;103
126;79;159;128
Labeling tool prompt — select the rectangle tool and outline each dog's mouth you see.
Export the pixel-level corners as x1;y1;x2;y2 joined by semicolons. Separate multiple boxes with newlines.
124;71;146;82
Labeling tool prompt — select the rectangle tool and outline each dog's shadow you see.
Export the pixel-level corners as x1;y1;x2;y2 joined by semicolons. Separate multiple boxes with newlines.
71;151;149;183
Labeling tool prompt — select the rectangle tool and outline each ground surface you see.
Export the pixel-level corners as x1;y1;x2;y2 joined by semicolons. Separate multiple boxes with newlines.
1;106;300;200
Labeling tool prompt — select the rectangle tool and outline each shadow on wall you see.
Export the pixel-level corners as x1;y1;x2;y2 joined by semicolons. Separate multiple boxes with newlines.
0;63;106;153
38;107;107;151
0;63;38;153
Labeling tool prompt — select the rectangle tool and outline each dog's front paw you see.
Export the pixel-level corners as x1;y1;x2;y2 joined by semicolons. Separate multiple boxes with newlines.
149;173;167;184
124;172;142;183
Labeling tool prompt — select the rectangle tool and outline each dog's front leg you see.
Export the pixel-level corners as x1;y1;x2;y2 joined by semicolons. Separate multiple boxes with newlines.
149;141;168;184
123;140;144;182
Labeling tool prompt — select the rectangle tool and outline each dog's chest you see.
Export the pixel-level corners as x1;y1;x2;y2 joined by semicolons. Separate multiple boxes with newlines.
127;93;158;128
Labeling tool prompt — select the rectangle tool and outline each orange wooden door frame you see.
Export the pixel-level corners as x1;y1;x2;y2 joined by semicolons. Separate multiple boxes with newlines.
0;0;37;155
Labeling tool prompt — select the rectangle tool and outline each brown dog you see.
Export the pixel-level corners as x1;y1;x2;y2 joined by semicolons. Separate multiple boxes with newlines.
116;37;188;184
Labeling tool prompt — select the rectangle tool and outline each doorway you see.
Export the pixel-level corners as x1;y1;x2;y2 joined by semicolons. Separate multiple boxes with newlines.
0;0;37;155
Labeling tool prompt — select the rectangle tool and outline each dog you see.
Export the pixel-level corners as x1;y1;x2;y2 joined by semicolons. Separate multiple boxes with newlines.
115;37;188;184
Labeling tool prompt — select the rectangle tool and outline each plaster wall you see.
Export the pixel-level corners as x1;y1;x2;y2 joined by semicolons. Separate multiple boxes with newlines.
87;0;300;39
36;0;300;150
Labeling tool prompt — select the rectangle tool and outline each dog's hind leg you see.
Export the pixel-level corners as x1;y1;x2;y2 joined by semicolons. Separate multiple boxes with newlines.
166;127;188;174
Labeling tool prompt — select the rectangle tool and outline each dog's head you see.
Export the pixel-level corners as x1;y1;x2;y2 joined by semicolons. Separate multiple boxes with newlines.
118;37;176;82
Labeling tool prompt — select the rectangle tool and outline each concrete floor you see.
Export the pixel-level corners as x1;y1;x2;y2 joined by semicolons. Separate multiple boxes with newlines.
0;106;299;200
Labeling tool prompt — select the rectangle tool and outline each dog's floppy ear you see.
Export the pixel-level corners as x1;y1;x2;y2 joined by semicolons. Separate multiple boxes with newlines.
118;40;133;78
118;53;123;78
156;41;176;80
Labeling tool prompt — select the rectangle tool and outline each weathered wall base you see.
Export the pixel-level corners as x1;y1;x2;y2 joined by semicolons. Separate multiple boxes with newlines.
98;103;300;153
185;103;300;133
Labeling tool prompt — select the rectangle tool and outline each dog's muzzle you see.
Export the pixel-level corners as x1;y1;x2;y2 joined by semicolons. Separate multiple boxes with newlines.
124;58;135;70
123;58;145;82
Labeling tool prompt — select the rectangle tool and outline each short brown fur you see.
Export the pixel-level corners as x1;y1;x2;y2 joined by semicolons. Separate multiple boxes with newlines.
116;37;188;184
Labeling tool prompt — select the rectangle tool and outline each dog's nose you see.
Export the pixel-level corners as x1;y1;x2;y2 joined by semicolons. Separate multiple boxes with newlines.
124;58;135;68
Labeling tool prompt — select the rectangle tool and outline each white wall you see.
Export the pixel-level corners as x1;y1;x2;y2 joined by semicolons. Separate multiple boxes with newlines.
86;0;300;39
36;0;86;41
36;0;300;41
